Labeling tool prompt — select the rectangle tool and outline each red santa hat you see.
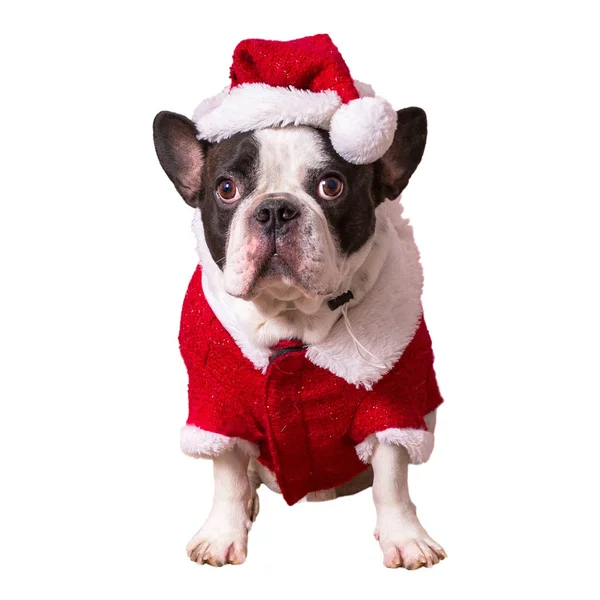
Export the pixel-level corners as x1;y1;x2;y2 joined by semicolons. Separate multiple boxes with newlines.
192;34;398;165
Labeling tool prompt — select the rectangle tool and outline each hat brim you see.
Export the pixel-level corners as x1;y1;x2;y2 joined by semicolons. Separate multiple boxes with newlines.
192;81;396;165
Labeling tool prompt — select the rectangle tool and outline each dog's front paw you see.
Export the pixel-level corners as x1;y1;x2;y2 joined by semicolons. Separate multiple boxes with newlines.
375;513;446;570
186;510;251;567
379;537;447;570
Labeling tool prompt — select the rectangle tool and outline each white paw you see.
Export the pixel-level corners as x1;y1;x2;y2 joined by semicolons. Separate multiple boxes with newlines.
375;514;446;569
187;511;251;567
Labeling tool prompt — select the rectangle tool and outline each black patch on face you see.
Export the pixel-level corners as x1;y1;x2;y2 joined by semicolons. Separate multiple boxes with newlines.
199;132;260;266
154;108;426;270
307;130;377;255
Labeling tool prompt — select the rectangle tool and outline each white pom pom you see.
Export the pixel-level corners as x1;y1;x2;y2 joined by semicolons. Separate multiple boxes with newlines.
329;97;397;165
353;80;376;98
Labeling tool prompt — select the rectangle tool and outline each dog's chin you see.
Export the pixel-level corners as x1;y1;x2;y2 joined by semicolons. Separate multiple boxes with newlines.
225;255;334;303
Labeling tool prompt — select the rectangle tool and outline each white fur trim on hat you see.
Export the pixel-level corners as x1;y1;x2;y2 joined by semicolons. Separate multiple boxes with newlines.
329;96;398;165
180;425;259;459
192;81;397;165
193;83;342;143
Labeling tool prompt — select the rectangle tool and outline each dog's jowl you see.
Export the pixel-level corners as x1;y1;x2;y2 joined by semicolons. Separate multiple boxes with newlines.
153;34;446;569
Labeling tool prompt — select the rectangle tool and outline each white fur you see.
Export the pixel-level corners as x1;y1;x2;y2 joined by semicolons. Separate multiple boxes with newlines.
195;220;272;370
192;81;395;164
180;425;259;459
329;96;398;164
182;125;444;568
222;127;343;302
192;87;229;121
356;427;434;465
353;80;376;98
194;194;436;470
248;459;281;494
187;434;446;568
305;199;424;388
193;80;378;143
194;197;423;388
188;129;432;473
356;401;437;464
193;83;342;143
195;127;384;351
371;442;446;569
186;447;254;566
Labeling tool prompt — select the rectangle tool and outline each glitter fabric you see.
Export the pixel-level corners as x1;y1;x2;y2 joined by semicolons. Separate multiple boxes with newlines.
179;266;444;506
193;34;399;164
230;34;360;103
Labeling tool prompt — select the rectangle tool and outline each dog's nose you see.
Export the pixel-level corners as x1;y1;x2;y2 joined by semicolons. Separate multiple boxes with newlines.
253;199;300;229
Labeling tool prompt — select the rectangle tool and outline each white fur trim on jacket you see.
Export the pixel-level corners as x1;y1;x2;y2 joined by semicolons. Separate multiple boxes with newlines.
180;425;259;459
192;199;424;389
355;428;434;465
355;409;438;464
305;200;424;389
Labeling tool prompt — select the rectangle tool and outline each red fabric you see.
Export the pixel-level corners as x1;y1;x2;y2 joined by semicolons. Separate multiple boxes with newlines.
230;34;360;104
179;266;444;505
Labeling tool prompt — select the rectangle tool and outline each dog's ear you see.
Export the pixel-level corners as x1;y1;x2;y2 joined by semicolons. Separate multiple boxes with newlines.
153;111;205;207
374;107;427;201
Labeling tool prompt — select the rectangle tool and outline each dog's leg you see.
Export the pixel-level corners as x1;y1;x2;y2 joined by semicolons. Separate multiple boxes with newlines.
247;460;261;522
186;447;253;566
371;442;446;569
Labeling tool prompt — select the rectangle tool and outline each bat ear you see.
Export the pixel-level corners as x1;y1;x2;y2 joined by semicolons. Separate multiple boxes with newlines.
374;107;427;201
153;111;206;207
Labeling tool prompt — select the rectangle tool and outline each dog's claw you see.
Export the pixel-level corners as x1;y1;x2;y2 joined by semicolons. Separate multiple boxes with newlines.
378;526;446;570
187;518;249;567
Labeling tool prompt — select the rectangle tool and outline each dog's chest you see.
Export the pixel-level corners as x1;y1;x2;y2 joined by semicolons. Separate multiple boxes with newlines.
180;265;443;505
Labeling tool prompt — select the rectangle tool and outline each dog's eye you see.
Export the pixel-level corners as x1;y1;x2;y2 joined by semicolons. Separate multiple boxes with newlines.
319;176;344;199
216;178;240;202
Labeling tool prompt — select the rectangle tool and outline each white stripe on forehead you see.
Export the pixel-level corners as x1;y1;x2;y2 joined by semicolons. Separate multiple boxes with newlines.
254;126;328;193
222;125;341;301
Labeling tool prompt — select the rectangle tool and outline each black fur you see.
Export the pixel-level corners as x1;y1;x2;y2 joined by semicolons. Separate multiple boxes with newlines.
153;111;208;207
308;130;377;254
374;107;428;202
199;133;260;265
153;107;427;264
153;111;259;264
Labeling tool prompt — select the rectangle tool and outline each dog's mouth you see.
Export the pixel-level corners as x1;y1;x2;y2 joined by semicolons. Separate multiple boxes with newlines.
259;251;291;277
232;251;300;300
223;211;339;302
227;248;334;302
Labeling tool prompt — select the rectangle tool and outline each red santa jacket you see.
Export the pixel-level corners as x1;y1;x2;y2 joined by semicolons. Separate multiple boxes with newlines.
179;266;443;505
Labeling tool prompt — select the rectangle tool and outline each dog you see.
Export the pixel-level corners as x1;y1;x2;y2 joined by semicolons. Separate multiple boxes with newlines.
153;34;446;570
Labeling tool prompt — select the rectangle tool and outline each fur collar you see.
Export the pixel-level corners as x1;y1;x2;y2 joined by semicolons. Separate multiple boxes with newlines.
193;199;423;390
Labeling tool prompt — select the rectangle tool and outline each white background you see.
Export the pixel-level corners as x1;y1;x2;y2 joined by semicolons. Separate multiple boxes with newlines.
1;1;599;598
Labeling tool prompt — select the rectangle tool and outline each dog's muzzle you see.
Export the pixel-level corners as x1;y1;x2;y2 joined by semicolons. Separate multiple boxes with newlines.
252;195;301;238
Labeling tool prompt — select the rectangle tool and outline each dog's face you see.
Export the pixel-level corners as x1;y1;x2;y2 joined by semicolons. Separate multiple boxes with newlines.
153;108;427;303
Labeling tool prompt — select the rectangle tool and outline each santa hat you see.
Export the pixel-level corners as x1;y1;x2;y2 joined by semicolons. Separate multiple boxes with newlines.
192;34;398;165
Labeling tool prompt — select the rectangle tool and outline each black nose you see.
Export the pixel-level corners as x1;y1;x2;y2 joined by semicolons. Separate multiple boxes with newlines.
253;199;300;229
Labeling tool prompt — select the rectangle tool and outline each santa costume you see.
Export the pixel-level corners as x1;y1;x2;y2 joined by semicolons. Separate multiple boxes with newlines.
178;34;444;506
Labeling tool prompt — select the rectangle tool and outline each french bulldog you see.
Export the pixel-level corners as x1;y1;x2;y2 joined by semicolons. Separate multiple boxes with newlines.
153;107;446;569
